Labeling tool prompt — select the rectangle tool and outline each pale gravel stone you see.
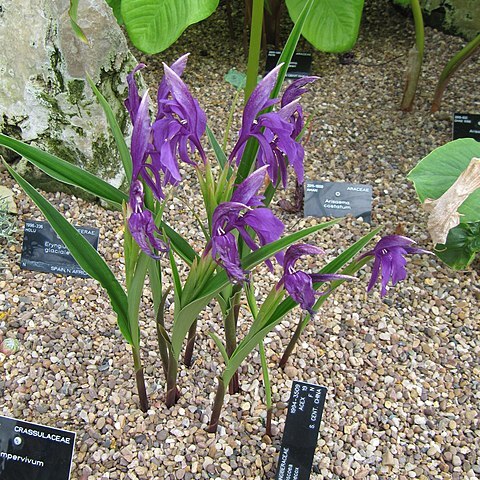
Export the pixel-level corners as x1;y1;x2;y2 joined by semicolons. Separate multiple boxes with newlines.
1;1;479;479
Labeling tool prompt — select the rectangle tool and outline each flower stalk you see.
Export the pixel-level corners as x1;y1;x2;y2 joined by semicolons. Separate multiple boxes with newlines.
245;0;265;101
207;377;227;433
132;347;149;412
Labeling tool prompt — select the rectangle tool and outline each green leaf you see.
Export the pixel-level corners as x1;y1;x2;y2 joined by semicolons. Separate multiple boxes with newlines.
208;332;229;363
128;252;150;347
434;222;480;270
222;227;380;382
206;125;228;169
121;0;219;54
285;0;364;53
408;138;480;223
86;74;132;181
4;162;132;344
0;133;126;207
224;69;247;91
170;219;339;354
69;0;89;44
106;0;124;24
268;226;381;321
161;222;198;266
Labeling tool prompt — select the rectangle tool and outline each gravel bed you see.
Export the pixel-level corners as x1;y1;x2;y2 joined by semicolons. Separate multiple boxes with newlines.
1;1;479;479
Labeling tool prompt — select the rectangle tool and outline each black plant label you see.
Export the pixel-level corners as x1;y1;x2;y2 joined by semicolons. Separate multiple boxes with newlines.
275;381;327;480
304;181;372;224
20;219;99;278
0;415;76;480
453;113;480;141
266;50;312;78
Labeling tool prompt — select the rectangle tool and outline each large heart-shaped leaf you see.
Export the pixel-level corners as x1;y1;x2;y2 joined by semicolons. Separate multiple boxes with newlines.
121;0;219;54
285;0;364;53
408;138;480;223
434;222;480;270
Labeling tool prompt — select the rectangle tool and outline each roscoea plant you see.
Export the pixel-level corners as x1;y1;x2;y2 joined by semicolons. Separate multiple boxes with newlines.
1;2;431;433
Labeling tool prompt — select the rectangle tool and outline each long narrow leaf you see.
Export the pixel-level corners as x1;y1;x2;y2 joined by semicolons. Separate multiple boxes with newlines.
4;162;132;344
206;125;228;169
69;0;89;44
86;74;133;181
0;133;126;207
170;219;339;353
128;252;150;347
221;226;381;381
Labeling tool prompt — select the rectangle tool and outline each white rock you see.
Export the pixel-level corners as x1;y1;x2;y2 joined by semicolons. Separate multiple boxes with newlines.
0;0;138;191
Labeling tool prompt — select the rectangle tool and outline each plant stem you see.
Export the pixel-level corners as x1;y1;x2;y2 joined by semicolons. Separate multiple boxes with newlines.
259;340;273;437
245;0;264;101
223;89;241;150
132;347;149;412
183;320;197;367
206;377;226;433
400;0;424;111
155;289;170;376
431;33;480;113
224;288;242;394
279;313;304;369
165;352;179;408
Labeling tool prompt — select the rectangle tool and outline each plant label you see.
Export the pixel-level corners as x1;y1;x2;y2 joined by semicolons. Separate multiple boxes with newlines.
275;381;327;480
304;181;372;223
453;113;480;141
266;50;312;78
20;219;99;278
0;415;76;480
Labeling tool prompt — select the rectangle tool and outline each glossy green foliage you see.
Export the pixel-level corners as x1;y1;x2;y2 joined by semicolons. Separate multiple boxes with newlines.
121;0;219;54
408;138;480;270
285;0;365;53
434;223;480;270
408;139;480;224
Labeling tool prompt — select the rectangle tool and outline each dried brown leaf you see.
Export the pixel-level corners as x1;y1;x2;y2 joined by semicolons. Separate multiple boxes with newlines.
423;157;480;244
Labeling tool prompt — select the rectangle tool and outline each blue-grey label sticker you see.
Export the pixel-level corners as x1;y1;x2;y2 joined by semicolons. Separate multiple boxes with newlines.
20;219;99;278
0;415;76;480
304;181;372;223
275;381;327;480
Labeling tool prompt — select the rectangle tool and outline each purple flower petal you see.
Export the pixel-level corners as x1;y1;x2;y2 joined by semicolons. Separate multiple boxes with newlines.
131;91;151;180
125;63;146;122
281;76;318;107
157;53;189;106
231;166;268;206
361;235;431;297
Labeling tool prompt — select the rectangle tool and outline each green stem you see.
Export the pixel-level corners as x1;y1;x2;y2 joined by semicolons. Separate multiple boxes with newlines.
400;0;424;111
206;377;227;433
224;288;242;394
223;89;241;150
279;312;304;369
132;347;149;412
245;0;264;101
431;33;480;113
259;340;273;436
155;295;170;377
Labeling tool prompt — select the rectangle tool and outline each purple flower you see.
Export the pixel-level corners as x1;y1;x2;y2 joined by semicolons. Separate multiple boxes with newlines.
152;64;207;183
359;235;431;296
128;181;168;259
281;76;318;140
209;167;285;283
124;63;146;123
278;244;356;315
229;67;317;187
